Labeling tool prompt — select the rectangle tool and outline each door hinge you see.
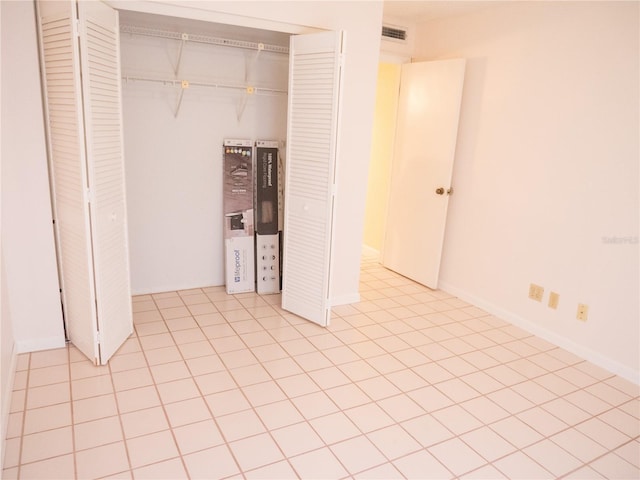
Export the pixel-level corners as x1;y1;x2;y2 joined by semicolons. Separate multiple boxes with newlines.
87;188;93;203
96;331;101;344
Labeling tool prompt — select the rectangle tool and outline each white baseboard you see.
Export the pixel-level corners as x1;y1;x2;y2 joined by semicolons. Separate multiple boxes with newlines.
16;335;66;354
1;343;18;473
439;280;640;385
331;292;361;307
361;245;380;258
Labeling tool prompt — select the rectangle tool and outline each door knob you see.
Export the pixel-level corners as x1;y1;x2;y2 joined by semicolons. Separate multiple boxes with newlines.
435;187;445;195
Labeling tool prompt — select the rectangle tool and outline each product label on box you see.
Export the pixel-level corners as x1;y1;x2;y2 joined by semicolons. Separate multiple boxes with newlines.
225;237;255;293
256;145;279;236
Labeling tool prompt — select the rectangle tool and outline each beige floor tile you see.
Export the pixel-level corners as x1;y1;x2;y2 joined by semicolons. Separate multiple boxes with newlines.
392;450;453;479
26;382;70;409
109;352;148;373
116;385;161;413
205;388;251;416
133;457;189;479
255;399;304;430
461;426;517;462
173;419;224;455
276;373;321;398
73;393;118;423
490;416;544;449
576;417;632;450
71;375;113;400
76;441;130;478
271;422;324;457
229;433;284;472
28;364;70;388
289;447;348;479
74;415;123;451
524;440;584;477
29;348;68;369
164;397;211;427
18;454;75;479
23;402;71;435
309;412;360;445
331;435;387;475
126;430;179;469
492;451;553;480
121;406;169;438
156;378;201;404
429;437;487;477
172;328;207;345
229;363;271;387
21;426;73;464
112;367;154;392
2;438;20;468
216;409;266;442
183;445;239;479
149;361;191;384
431;404;483;435
135;321;169;337
366;424;422;460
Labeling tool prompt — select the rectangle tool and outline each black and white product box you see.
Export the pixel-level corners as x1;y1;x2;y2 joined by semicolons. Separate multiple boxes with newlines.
255;141;280;294
223;139;255;294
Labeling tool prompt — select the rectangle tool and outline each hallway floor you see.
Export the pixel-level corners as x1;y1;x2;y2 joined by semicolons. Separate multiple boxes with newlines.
3;253;639;479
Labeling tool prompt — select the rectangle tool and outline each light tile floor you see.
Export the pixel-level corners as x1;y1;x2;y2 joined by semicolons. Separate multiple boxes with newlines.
3;253;639;479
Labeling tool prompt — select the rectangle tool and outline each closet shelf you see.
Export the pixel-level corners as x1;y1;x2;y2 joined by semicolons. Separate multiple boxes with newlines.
121;75;287;95
120;24;290;55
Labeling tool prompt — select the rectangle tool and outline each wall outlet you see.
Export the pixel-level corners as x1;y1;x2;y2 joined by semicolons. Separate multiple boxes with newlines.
577;303;589;321
528;283;544;302
548;292;560;309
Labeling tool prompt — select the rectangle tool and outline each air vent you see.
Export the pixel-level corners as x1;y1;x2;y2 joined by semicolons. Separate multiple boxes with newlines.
382;25;407;42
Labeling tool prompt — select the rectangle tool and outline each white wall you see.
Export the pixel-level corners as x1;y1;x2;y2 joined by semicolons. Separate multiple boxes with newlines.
121;25;289;294
415;2;639;381
113;1;384;304
1;0;64;353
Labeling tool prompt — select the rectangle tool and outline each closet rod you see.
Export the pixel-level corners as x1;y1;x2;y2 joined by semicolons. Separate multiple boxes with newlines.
120;24;289;55
122;75;287;95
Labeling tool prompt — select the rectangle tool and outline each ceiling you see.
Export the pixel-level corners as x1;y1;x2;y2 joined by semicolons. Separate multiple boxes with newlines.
383;1;503;24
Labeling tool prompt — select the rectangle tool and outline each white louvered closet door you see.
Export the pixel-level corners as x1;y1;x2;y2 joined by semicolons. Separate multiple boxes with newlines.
38;0;132;365
281;31;345;326
38;0;98;363
78;1;133;363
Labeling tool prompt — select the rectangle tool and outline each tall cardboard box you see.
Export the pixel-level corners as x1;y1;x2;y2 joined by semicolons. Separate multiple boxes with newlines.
255;140;280;294
223;139;254;294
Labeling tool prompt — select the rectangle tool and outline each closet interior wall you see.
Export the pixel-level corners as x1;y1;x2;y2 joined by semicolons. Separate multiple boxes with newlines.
120;14;289;295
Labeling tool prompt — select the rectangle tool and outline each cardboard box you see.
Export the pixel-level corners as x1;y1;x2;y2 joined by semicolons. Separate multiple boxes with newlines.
255;141;280;294
223;139;254;294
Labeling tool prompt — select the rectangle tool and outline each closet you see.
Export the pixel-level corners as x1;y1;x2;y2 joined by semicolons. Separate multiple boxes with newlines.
37;0;345;364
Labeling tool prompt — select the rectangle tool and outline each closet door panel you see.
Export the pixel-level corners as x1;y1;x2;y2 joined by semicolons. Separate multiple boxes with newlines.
37;0;99;363
281;31;344;326
78;1;133;364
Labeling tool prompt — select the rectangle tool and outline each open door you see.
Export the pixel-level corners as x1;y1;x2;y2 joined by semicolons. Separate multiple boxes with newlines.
382;59;466;289
37;0;132;364
281;31;345;326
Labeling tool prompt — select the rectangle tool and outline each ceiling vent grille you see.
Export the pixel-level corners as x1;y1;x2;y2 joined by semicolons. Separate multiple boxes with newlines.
382;25;407;42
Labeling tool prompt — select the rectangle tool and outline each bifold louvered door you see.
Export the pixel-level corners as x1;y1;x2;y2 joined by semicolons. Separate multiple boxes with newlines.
37;0;132;365
281;31;345;326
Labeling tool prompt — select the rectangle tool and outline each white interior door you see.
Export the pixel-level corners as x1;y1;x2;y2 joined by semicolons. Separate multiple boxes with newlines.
38;0;132;364
382;59;466;289
281;31;345;326
78;1;133;363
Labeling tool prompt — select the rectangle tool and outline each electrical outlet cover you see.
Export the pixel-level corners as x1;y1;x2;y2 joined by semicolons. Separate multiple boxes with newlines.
548;292;560;309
